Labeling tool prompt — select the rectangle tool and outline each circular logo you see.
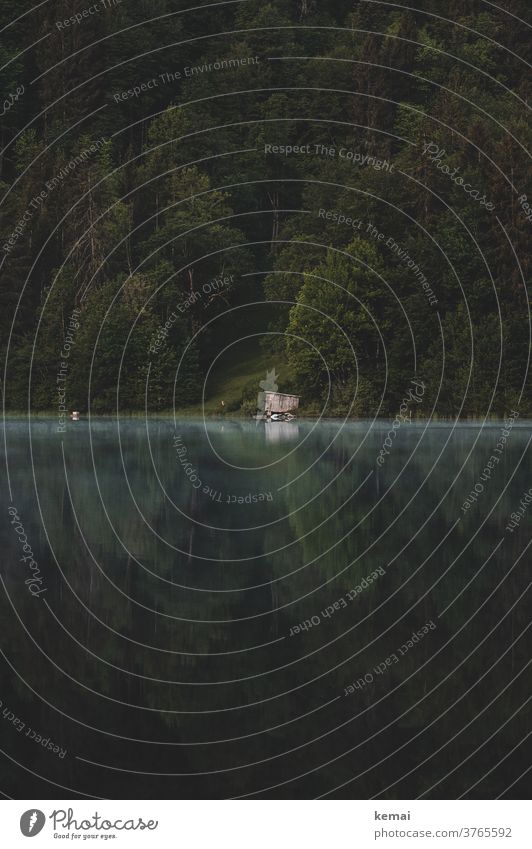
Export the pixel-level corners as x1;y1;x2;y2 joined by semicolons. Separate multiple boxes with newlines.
20;810;46;837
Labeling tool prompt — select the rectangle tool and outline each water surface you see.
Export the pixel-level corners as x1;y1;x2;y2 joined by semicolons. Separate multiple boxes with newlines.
1;418;530;798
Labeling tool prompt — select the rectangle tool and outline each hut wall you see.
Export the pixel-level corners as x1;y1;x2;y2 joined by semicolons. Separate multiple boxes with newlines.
263;392;300;413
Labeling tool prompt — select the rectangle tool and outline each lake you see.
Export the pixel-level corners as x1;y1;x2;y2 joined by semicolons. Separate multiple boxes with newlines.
1;417;530;798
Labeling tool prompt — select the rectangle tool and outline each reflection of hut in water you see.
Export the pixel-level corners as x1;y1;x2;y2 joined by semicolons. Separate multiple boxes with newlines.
265;422;300;445
262;391;300;416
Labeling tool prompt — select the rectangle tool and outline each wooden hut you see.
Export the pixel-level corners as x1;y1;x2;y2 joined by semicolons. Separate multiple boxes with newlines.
262;391;300;416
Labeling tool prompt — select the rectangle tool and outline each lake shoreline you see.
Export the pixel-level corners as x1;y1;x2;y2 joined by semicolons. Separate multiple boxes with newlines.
3;411;530;424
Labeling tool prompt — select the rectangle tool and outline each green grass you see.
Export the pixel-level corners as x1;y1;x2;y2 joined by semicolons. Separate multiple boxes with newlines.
178;338;296;416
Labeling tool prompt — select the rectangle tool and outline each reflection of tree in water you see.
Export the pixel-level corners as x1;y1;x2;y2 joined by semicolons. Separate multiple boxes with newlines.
1;422;530;797
265;424;532;797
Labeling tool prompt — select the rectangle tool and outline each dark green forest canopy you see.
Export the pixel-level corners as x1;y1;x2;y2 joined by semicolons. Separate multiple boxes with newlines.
0;0;530;416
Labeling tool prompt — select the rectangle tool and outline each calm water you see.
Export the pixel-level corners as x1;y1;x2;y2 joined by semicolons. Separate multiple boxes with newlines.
1;418;530;798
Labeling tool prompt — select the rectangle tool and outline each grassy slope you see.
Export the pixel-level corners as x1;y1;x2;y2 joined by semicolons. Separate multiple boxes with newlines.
178;338;296;416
